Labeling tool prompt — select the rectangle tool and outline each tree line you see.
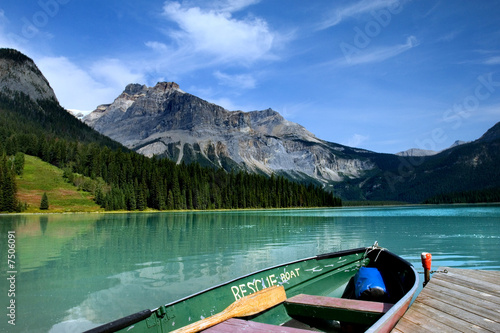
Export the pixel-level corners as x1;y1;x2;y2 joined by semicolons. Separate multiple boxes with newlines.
423;187;500;205
0;92;341;212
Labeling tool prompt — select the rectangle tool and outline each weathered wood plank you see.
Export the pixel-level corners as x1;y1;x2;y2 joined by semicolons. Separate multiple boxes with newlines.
410;296;491;332
286;294;393;314
391;268;500;333
425;281;500;317
392;302;463;332
284;294;392;325
203;318;314;332
443;267;500;285
433;269;500;297
431;276;500;306
390;318;431;333
412;291;500;331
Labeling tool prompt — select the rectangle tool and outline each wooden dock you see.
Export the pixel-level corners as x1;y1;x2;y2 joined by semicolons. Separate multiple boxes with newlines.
391;267;500;332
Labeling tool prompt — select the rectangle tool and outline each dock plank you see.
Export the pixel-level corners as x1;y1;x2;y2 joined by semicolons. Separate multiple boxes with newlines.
431;276;500;306
432;269;500;297
416;292;500;331
444;268;500;285
424;282;500;319
403;300;488;333
391;267;500;333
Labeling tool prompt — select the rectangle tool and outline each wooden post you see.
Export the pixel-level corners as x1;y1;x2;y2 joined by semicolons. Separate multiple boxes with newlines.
421;252;432;287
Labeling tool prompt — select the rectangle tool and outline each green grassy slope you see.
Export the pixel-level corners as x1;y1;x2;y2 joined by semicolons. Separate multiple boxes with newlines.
16;155;102;213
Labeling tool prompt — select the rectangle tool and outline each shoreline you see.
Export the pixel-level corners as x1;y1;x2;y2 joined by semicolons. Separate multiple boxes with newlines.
2;202;499;216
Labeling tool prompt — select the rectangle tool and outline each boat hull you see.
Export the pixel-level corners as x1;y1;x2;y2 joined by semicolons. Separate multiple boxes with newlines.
86;246;418;333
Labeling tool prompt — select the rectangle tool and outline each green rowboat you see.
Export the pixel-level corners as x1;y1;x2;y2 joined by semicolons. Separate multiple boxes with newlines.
86;244;418;332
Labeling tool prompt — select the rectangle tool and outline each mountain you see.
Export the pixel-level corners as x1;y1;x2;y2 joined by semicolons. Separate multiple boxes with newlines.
340;123;500;202
396;148;437;157
0;48;122;149
477;122;500;142
0;49;57;103
396;140;468;157
1;48;339;212
2;47;496;206
84;82;500;203
84;82;380;185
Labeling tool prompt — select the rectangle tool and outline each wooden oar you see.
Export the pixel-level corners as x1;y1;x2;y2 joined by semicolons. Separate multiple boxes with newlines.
171;285;287;333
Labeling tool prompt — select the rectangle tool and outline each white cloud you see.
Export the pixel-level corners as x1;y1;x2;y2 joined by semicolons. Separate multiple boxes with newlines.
340;35;419;66
482;56;500;65
161;1;275;66
345;133;369;148
36;56;143;111
209;96;241;111
208;0;261;13
90;58;144;91
214;71;256;89
0;10;25;51
437;30;461;42
144;41;169;52
318;0;403;30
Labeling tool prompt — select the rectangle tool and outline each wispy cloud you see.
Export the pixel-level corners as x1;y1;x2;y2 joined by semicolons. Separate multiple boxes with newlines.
437;29;461;42
318;0;402;30
0;10;22;50
37;56;144;111
157;1;275;67
208;0;261;13
345;133;369;148
482;56;500;65
214;71;257;89
340;35;419;66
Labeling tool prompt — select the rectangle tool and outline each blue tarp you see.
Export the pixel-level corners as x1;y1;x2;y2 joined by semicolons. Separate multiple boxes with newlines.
354;267;387;300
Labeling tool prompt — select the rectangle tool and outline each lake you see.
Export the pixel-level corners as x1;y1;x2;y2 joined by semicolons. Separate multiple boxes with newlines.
1;204;499;332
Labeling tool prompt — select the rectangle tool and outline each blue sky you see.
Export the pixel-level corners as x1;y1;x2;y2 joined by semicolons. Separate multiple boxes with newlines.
1;0;499;153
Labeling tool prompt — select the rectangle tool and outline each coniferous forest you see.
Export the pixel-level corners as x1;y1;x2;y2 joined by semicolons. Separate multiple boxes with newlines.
0;91;341;212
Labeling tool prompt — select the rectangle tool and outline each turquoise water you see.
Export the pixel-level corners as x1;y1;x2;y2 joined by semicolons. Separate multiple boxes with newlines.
0;204;499;332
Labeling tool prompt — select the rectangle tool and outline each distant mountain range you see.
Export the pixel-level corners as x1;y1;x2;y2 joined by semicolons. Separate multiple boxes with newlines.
82;81;500;203
396;140;468;157
83;82;378;185
2;47;499;204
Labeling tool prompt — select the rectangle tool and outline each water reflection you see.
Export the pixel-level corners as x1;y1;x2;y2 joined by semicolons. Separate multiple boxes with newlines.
0;205;498;332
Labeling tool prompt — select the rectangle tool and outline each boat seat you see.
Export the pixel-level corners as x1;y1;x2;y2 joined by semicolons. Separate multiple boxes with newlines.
203;318;315;332
284;294;393;325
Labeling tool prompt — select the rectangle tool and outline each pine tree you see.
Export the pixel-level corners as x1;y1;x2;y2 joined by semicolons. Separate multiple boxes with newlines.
14;152;25;175
40;192;49;210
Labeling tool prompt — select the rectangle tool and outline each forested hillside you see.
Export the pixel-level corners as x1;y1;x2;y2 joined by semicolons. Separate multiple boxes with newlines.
0;63;341;212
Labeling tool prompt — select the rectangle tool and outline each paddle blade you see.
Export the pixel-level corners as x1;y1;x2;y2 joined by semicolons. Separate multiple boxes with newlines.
172;285;286;333
226;285;287;317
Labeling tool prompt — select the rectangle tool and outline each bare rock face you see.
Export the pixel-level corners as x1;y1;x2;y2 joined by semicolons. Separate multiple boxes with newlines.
0;48;57;103
84;82;375;185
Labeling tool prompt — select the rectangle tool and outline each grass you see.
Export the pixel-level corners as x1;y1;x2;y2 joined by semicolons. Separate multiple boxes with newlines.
16;155;103;213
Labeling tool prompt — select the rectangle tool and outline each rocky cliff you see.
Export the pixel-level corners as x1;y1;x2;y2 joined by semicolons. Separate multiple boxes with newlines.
84;82;376;185
0;48;57;103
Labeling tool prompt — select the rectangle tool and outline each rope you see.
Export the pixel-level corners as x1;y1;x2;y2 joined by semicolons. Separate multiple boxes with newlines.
363;241;386;262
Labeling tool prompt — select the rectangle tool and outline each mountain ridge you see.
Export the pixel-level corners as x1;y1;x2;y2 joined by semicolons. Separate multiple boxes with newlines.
2;47;498;205
1;48;340;212
83;82;376;184
84;81;500;203
0;48;57;103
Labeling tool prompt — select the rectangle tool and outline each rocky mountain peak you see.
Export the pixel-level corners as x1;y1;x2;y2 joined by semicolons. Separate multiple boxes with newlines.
83;82;375;184
153;81;182;92
477;122;500;142
123;83;147;95
0;48;57;103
